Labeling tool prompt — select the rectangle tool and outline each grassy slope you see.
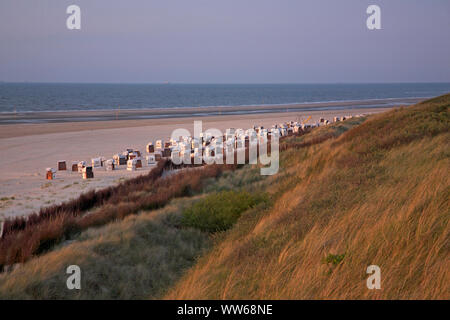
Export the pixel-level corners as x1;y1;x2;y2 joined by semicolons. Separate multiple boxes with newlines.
0;95;448;299
0;164;270;299
0;202;209;299
166;95;449;299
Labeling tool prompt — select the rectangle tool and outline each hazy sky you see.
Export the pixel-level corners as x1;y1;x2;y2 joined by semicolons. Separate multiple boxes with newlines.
1;0;449;83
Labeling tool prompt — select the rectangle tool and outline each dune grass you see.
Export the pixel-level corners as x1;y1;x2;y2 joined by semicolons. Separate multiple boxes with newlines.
166;94;449;299
0;201;210;299
0;160;237;268
0;166;271;299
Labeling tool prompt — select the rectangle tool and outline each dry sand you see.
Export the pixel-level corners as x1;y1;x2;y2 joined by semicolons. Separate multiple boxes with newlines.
0;107;391;220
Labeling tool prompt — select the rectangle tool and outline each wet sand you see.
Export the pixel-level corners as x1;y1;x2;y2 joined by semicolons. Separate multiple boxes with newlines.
0;97;423;137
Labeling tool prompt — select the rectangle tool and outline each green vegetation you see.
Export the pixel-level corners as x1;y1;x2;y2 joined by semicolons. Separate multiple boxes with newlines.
182;190;267;233
324;253;346;266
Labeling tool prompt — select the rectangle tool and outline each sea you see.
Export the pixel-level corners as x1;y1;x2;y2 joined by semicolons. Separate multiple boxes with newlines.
0;82;449;114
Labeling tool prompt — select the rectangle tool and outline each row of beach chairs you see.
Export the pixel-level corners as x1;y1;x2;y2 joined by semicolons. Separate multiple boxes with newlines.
45;114;361;180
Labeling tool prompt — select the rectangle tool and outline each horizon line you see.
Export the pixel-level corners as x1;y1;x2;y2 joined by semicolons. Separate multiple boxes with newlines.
2;81;450;85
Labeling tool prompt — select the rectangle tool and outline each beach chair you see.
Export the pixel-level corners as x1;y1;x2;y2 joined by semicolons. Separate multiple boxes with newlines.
57;160;67;171
46;168;56;180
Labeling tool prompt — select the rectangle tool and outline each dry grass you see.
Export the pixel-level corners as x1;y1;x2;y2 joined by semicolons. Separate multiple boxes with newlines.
166;94;450;299
0;202;210;299
0;160;237;268
0;164;270;299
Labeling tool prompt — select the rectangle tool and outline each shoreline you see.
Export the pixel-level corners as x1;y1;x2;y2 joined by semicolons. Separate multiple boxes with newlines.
0;106;395;140
0;97;423;126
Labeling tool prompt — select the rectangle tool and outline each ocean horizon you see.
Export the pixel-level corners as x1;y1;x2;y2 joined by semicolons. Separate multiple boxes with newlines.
1;83;449;114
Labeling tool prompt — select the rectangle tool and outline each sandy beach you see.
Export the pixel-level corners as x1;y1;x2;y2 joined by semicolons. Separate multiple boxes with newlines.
0;106;393;220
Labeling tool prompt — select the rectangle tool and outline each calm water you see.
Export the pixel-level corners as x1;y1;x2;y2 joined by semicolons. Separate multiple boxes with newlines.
0;83;449;113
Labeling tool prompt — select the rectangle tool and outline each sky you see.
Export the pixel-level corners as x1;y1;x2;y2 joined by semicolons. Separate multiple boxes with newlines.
0;0;449;83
